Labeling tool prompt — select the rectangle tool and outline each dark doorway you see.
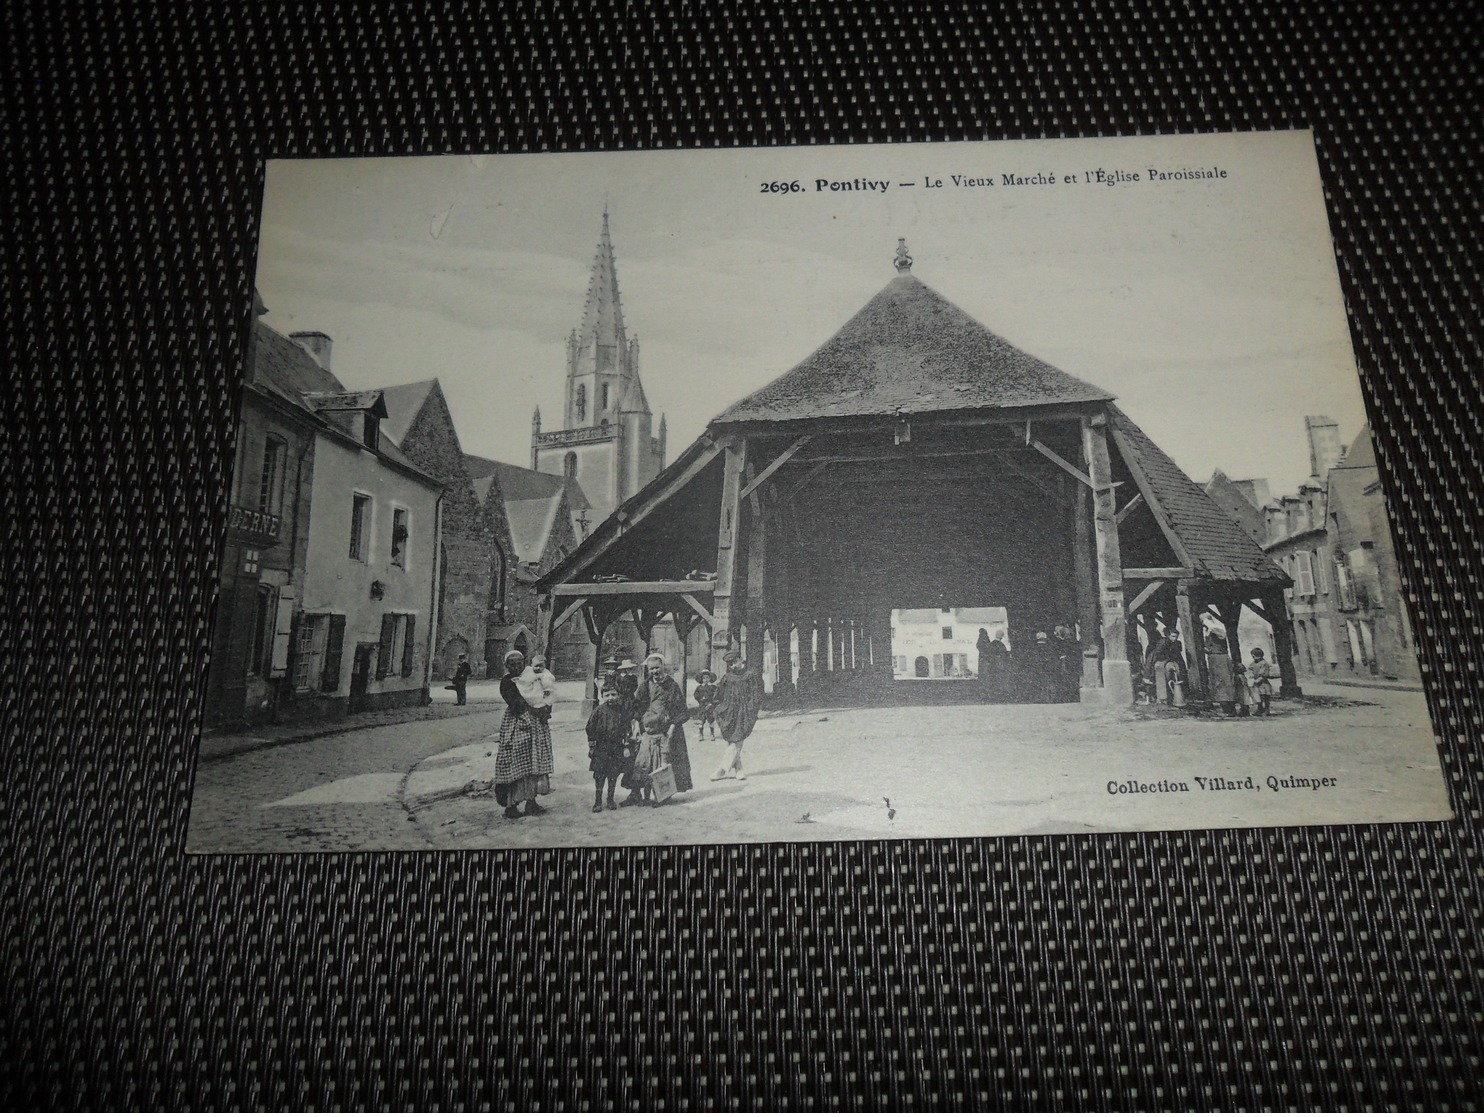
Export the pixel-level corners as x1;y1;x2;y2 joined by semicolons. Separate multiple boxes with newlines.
349;643;376;712
914;656;930;678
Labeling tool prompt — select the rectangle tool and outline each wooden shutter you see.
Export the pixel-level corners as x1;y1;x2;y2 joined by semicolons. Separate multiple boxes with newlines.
1296;551;1316;596
320;615;346;692
377;613;396;680
269;588;296;677
401;615;416;677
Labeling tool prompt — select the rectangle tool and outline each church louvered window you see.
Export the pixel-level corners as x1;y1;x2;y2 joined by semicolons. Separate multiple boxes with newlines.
575;384;586;421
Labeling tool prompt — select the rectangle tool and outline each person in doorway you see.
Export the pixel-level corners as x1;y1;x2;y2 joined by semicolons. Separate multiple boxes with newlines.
1051;625;1081;702
492;649;554;819
1205;631;1238;716
626;653;692;801
693;670;720;741
585;684;629;812
1030;631;1059;703
1246;647;1275;715
979;629;1011;701
450;653;472;706
711;650;763;781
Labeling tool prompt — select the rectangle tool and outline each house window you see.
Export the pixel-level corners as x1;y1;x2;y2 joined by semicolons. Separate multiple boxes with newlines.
258;434;287;517
390;507;409;568
941;626;953;640
349;494;372;561
377;612;418;679
575;384;587;421
293;614;328;691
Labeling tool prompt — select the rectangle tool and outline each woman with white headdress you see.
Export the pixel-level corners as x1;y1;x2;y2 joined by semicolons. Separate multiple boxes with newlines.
492;649;555;820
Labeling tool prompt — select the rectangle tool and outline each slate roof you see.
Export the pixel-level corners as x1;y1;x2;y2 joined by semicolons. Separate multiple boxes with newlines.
378;380;438;446
713;273;1114;425
466;458;591;565
1110;406;1289;585
248;320;434;483
251;320;345;404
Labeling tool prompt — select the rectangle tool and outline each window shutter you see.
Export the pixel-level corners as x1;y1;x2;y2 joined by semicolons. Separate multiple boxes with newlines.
269;588;296;677
1296;551;1316;596
321;615;346;692
401;615;416;677
1314;551;1330;594
377;614;396;680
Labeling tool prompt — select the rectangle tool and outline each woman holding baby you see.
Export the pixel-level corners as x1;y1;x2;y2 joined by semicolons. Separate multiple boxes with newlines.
491;649;555;820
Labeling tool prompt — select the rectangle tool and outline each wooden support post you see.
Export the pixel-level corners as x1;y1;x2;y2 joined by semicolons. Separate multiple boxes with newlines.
1083;414;1133;703
1261;589;1303;697
1177;580;1208;702
775;618;793;696
537;594;556;659
745;504;768;672
1224;597;1246;679
1070;471;1098;683
710;439;747;671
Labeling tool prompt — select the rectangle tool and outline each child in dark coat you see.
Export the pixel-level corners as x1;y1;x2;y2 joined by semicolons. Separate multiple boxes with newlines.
585;686;631;812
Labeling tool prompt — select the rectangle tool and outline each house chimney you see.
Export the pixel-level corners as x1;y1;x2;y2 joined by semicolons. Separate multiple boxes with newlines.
1304;415;1343;480
290;331;333;371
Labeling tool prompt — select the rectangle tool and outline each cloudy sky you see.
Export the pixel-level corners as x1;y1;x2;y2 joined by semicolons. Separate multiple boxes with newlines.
255;130;1368;495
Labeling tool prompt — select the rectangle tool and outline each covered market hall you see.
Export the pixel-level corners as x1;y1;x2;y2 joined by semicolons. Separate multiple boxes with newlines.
534;244;1298;709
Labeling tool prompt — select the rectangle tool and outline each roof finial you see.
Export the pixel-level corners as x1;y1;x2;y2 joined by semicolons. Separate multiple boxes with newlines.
894;238;913;274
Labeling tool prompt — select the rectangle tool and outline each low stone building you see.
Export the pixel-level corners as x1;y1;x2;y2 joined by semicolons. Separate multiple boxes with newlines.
466;456;591;677
380;380;514;684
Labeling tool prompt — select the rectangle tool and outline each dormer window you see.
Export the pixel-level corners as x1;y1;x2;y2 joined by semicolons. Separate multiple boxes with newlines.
362;412;380;452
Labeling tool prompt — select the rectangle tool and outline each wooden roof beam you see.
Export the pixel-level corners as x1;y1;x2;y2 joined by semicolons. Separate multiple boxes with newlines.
551;579;717;597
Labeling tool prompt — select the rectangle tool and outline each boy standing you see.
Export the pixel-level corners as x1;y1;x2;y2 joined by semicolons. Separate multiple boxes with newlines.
585;686;629;812
693;670;719;741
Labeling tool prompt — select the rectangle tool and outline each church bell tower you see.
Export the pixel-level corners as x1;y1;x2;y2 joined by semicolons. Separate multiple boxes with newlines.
531;211;666;524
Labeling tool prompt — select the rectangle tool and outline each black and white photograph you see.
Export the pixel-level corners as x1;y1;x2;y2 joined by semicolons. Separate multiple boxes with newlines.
187;130;1451;853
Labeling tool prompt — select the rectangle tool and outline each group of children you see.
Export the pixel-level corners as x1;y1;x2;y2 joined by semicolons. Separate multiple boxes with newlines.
584;685;675;812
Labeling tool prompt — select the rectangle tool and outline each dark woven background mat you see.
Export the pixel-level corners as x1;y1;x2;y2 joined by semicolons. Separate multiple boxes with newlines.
4;1;1481;1108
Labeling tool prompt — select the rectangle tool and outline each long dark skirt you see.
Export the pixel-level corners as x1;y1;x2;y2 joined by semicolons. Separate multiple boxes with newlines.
668;726;694;793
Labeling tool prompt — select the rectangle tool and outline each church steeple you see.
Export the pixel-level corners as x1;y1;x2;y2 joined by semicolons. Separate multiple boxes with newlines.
576;208;627;372
536;210;665;518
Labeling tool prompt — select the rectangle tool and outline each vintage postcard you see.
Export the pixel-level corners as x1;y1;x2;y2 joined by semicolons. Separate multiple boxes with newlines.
188;131;1450;853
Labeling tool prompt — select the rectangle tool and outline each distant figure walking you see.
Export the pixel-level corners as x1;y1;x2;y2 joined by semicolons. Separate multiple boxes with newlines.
711;650;763;781
492;649;554;820
450;653;472;706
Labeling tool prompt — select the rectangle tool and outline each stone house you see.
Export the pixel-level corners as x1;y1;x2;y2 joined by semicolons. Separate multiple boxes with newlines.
207;312;444;726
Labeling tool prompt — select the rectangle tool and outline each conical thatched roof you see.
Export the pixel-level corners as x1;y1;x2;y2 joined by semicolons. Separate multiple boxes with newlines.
713;273;1113;425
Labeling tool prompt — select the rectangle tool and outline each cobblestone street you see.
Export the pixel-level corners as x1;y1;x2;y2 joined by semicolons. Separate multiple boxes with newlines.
186;679;1449;854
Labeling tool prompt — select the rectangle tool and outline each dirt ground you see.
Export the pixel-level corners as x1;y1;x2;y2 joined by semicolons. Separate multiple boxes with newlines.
403;681;1451;851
